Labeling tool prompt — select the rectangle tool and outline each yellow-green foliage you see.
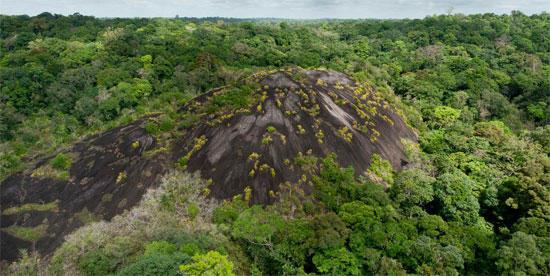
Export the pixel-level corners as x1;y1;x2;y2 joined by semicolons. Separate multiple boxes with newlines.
116;171;127;184
261;134;273;145
31;165;69;181
367;154;394;186
1;224;47;242
297;124;306;135
278;134;287;144
179;251;235;276
31;153;72;181
244;186;252;202
337;126;353;143
316;129;325;144
370;129;381;142
179;135;208;167
131;140;140;149
2;200;58;215
248;152;260;161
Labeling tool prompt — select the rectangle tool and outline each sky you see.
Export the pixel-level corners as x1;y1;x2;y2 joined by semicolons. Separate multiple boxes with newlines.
1;0;549;19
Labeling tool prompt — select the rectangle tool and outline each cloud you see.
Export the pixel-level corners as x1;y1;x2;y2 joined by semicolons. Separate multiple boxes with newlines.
1;0;548;18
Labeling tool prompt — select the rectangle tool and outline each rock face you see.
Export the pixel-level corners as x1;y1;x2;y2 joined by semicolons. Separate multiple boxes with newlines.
0;68;416;261
177;68;417;204
0;119;169;262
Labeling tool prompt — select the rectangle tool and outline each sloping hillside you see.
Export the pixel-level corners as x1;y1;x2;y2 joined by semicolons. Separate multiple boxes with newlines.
177;68;416;203
1;68;416;261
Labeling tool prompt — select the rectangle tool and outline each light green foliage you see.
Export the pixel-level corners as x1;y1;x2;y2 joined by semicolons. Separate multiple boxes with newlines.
47;171;219;275
75;207;100;224
2;224;47;242
144;122;160;135
431;105;461;127
179;251;235;276
50;153;71;170
29;152;72;180
158;116;175;132
187;202;200;219
2;200;58;215
143;240;177;256
140;54;153;64
367;154;394;186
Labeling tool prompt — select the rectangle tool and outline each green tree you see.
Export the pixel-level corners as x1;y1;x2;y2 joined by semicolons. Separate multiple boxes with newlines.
496;232;549;275
179;251;235;276
391;168;435;210
433;171;480;224
312;248;361;276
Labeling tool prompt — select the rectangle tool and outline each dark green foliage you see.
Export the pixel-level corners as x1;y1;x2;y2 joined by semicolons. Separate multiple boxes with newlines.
1;13;549;275
313;154;358;211
495;232;549;275
231;205;284;244
117;253;187;276
391;168;435;209
433;170;480;224
78;250;118;276
210;86;254;110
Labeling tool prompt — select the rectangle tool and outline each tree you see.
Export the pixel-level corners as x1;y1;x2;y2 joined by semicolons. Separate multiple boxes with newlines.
496;232;548;275
433;171;480;224
391;168;435;210
431;106;461;128
180;251;235;276
231;205;284;245
312;248;361;276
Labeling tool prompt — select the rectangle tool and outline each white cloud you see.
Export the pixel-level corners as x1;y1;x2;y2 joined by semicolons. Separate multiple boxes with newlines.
1;0;548;18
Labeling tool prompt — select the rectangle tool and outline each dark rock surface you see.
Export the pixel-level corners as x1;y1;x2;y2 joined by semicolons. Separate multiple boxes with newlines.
1;119;169;261
1;68;416;262
178;68;417;204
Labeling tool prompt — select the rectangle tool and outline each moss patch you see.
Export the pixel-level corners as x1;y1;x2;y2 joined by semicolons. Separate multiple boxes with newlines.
1;224;48;242
2;200;59;215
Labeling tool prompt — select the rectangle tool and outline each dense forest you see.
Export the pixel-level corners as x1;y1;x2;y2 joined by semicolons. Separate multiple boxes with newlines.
1;11;549;275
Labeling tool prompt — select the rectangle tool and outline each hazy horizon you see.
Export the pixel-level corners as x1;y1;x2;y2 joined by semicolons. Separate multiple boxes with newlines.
1;0;549;19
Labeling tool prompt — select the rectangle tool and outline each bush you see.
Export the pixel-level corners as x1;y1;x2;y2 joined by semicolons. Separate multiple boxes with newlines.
210;86;254;111
179;251;235;276
144;122;160;135
144;240;177;256
431;106;461;127
50;153;71;170
79;250;117;276
117;253;189;276
158;116;175;132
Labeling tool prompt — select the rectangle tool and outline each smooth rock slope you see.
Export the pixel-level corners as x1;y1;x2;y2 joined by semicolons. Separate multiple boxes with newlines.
1;68;416;261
